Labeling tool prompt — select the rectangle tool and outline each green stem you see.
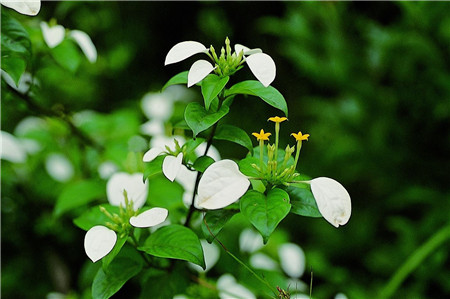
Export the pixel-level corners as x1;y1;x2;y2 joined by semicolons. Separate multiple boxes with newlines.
274;123;280;161
379;222;450;299
203;216;278;296
130;233;152;268
293;140;302;170
259;139;264;169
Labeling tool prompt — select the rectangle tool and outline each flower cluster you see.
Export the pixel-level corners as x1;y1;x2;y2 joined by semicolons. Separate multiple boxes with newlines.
84;172;168;262
252;117;351;228
165;37;276;87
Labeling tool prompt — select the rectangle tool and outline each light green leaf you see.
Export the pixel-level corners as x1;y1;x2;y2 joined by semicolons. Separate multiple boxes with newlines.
201;209;238;243
143;155;164;181
73;204;120;231
285;184;322;218
214;124;253;153
240;188;291;243
238;156;261;177
162;71;188;91
92;247;143;299
101;236;127;270
184;102;229;137
225;80;288;116
139;224;205;269
1;10;31;86
128;135;148;152
201;74;229;110
54;180;106;217
193;156;215;172
50;39;82;72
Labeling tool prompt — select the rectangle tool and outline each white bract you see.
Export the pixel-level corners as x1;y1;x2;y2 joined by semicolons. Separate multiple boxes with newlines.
69;30;97;63
249;253;278;271
278;243;306;278
106;172;148;209
84;225;117;263
310;177;351;228
188;239;220;273
197;160;250;210
45;153;74;182
165;40;276;87
1;0;40;16
0;131;27;163
40;22;65;48
239;228;264;253
217;274;256;299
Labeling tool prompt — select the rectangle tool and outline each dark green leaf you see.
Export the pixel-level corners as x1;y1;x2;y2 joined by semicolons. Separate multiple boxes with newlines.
193;156;215;172
225;80;288;116
92;247;143;299
140;264;190;299
201;74;229;110
240;189;291;243
139;224;205;269
285;184;322;218
1;10;31;86
50;39;82;72
73;204;120;231
184;102;229;137
128;135;148;152
162;71;188;91
214;124;253;153
54;180;106;217
143;155;164;181
201;209;238;243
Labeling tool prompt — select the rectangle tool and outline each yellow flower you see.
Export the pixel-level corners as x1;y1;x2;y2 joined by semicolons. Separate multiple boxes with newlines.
252;129;271;141
268;116;288;123
291;131;310;141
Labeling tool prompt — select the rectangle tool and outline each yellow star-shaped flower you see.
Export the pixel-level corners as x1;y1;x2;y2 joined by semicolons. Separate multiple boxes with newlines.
252;129;271;141
268;116;288;123
291;131;310;141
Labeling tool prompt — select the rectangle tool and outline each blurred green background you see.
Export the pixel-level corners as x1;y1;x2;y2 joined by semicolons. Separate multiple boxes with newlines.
2;1;450;298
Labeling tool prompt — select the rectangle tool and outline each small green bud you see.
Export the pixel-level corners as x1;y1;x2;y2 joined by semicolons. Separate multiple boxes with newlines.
210;45;218;62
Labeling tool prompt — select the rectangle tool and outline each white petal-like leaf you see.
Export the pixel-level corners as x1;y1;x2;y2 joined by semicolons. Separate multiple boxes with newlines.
197;160;250;210
165;41;207;65
234;44;262;55
143;147;164;162
245;53;276;87
69;30;97;63
162;153;183;182
84;226;117;263
40;22;65;48
1;0;40;16
310;177;351;228
130;207;168;228
217;274;256;299
187;60;215;87
278;243;305;278
0;131;27;163
106;172;148;209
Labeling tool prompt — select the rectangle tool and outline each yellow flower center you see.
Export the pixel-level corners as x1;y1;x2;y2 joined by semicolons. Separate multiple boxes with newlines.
252;129;271;141
291;131;310;141
268;116;288;123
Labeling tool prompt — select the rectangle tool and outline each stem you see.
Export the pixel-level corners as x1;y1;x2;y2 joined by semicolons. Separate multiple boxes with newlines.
259;139;264;169
5;84;104;151
274;122;280;161
293;140;302;170
379;222;450;299
130;233;152;268
203;216;278;296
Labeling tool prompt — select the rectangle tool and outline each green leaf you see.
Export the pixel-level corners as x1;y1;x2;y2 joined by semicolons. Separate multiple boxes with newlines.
101;236;127;269
162;71;188;91
225;80;288;116
183;137;205;155
1;10;32;86
73;204;120;231
214;124;253;153
184;102;229;137
140;264;190;299
54;180;106;217
92;247;143;299
139;224;205;269
143;155;164;181
238;156;261;177
50;39;82;72
240;189;291;243
193;156;215;172
201;74;229;110
128;135;148;152
201;209;238;243
285;184;322;218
